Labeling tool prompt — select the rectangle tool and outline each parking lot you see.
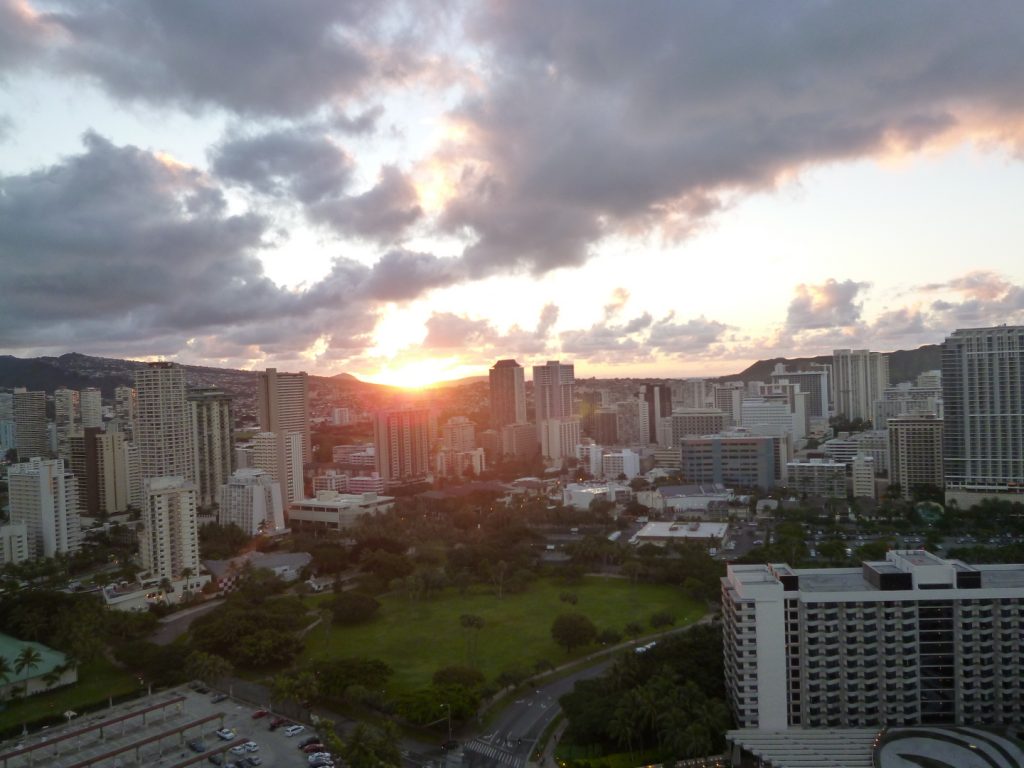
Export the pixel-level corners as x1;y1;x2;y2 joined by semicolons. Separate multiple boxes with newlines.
0;686;327;768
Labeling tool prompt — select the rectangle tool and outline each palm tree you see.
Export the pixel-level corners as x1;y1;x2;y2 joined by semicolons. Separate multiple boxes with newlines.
14;646;42;679
0;656;12;685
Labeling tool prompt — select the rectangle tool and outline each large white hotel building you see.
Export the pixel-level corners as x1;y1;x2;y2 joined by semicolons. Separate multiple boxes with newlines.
723;551;1024;731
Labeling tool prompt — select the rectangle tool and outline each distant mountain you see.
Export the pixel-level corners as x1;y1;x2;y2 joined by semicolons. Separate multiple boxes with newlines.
330;372;362;382
724;344;943;385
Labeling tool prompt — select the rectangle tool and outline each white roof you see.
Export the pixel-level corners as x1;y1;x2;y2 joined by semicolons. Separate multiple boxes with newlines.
633;521;728;539
727;728;878;767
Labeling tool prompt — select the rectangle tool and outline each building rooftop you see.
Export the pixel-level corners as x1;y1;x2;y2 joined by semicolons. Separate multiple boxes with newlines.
203;551;312;580
633;521;729;541
0;633;69;683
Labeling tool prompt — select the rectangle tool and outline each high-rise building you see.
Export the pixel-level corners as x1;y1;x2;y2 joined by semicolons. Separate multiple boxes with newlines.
67;426;102;516
533;361;575;423
539;419;581;461
218;469;285;535
80;387;103;429
54;387;79;458
257;368;310;501
822;430;890;473
500;422;538;460
614;399;642;445
374;409;431;487
712;382;745;426
680;433;776;489
8;458;81;559
769;363;832;420
96;431;130;514
637;384;672;444
888;414;944;500
489;359;527;428
0;392;11;421
943;326;1024;496
139;477;199;582
13;389;48;460
786;459;846;498
592;407;619;446
873;381;943;426
441;417;476;452
668;408;727;446
114;386;137;439
122;441;143;509
188;388;234;508
832;349;889;422
250;431;303;505
674;379;711;409
135;363;193;483
723;551;1024;730
851;454;876;499
602;449;640;479
0;523;29;567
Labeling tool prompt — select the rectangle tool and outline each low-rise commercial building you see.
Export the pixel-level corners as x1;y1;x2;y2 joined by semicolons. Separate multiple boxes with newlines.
287;490;394;533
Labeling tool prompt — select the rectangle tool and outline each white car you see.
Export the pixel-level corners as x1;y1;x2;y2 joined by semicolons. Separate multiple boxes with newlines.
285;725;306;737
308;753;333;763
216;728;236;741
230;746;246;756
244;742;259;752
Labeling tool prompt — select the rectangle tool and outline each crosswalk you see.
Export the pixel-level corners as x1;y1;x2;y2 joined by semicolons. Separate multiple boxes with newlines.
462;738;521;767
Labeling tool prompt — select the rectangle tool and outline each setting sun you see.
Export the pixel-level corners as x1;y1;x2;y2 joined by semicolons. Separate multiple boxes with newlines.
362;357;477;389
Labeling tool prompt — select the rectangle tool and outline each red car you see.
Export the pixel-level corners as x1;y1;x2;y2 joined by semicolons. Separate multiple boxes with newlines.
251;709;268;720
302;744;326;754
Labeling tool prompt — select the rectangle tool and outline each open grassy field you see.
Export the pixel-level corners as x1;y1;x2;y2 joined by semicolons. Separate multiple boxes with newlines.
0;658;139;733
301;575;703;693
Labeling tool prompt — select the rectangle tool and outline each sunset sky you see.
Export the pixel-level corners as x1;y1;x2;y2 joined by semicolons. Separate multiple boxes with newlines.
2;1;1024;387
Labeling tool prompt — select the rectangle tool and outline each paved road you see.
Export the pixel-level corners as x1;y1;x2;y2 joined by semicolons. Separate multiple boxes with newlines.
460;663;611;768
149;599;224;645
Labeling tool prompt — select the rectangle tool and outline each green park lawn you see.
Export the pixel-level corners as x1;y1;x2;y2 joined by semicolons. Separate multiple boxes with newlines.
0;658;139;733
302;575;704;694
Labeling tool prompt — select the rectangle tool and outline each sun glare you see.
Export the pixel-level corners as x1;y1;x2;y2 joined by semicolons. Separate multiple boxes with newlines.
364;357;472;389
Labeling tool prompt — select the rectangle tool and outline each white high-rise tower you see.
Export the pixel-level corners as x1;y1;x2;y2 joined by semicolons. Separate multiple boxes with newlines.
135;362;194;484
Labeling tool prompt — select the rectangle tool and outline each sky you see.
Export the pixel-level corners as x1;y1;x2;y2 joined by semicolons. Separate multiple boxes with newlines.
2;1;1024;387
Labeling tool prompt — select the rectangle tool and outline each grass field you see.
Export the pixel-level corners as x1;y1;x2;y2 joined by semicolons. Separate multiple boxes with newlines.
301;575;703;693
0;658;139;734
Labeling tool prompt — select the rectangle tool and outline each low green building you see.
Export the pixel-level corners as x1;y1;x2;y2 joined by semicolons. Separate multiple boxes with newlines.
0;633;77;699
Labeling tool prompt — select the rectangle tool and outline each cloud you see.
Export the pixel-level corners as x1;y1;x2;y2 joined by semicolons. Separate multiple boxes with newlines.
210;128;354;205
310;165;423;242
647;314;730;356
0;0;57;73
786;279;869;331
0;132;458;364
419;304;560;357
426;1;1024;276
44;1;401;117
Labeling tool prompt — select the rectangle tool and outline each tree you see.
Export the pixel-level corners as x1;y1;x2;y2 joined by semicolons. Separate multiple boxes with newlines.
550;613;597;654
184;651;234;687
14;646;42;678
331;592;381;625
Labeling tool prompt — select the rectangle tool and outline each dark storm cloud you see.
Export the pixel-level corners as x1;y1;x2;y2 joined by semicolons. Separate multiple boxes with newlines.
786;279;869;331
210;129;354;204
310;165;423;242
0;0;54;73
0;132;453;360
439;0;1024;275
46;1;392;117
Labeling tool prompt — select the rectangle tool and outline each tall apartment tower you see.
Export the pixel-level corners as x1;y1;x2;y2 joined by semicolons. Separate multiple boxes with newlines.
257;368;310;502
251;431;304;505
134;362;194;483
888;414;944;500
188;388;235;508
53;387;80;458
723;551;1024;730
114;386;137;439
139;477;199;582
769;363;832;420
489;359;527;428
374;408;431;488
943;326;1024;495
218;469;285;535
96;431;130;514
533;361;575;423
637;384;672;444
67;426;102;516
8;457;81;559
832;349;889;422
13;389;48;460
441;417;477;452
79;387;103;429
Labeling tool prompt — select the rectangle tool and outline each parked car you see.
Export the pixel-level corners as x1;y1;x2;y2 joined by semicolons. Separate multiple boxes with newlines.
243;742;259;752
285;725;306;737
298;736;321;748
302;744;326;754
251;709;268;719
229;746;246;756
208;756;223;766
216;728;236;741
308;753;332;763
245;758;262;767
211;693;228;704
188;739;206;753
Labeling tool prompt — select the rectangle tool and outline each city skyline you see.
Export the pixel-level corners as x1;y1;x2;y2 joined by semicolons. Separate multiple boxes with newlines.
2;3;1024;386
